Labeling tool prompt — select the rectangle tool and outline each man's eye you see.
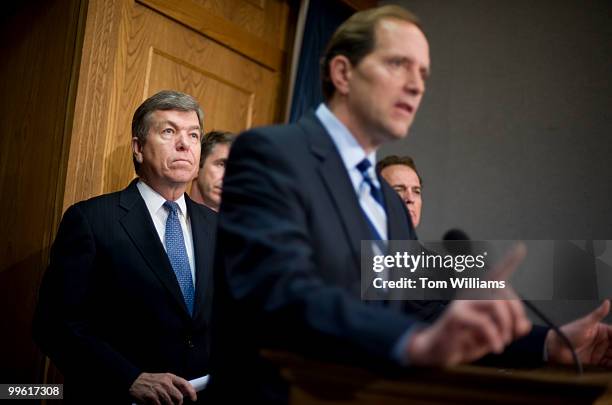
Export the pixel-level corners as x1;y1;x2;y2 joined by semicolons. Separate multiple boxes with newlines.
190;133;199;139
162;128;174;134
388;58;404;68
414;188;422;195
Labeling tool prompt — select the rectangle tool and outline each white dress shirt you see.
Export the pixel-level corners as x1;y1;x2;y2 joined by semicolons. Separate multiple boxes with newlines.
136;180;196;285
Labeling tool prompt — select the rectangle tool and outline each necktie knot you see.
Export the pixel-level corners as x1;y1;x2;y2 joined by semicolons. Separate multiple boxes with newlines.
356;158;384;208
355;158;387;244
164;200;180;215
356;158;373;177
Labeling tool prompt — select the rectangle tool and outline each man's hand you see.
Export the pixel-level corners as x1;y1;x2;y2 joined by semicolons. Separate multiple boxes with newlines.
547;299;612;367
407;299;532;366
406;243;532;366
129;372;197;405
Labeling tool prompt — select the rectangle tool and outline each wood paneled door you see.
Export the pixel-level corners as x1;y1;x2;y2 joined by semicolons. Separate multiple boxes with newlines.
64;0;296;208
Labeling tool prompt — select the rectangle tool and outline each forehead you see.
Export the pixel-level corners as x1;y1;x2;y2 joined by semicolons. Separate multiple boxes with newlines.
149;109;200;127
371;18;430;65
382;164;421;185
208;142;231;157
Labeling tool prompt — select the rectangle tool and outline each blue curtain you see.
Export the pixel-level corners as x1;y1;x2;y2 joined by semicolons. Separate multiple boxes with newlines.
288;0;352;122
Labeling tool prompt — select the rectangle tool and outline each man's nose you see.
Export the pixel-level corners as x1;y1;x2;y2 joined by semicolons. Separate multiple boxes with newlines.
404;190;415;203
404;67;425;96
175;132;190;150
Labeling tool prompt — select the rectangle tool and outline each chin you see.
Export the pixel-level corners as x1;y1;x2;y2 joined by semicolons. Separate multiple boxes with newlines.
169;173;196;184
386;125;410;140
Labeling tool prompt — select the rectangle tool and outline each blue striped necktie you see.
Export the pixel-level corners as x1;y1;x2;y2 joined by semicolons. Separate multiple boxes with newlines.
356;158;387;245
163;201;195;316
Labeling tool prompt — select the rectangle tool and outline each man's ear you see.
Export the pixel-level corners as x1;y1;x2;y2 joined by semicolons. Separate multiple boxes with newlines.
329;55;353;96
132;137;144;164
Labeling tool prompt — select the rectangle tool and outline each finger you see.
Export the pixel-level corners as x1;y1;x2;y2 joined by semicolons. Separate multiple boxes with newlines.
155;383;173;405
584;300;611;325
506;297;532;337
477;300;512;345
173;376;197;402
144;392;162;405
487;243;527;282
457;330;491;364
165;382;184;405
455;303;505;354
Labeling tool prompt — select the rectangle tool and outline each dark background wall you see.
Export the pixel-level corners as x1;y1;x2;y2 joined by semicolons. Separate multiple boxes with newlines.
381;0;612;321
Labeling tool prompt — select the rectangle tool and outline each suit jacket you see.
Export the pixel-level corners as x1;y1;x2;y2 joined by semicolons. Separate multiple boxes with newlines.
33;180;216;403
210;113;549;403
209;112;433;403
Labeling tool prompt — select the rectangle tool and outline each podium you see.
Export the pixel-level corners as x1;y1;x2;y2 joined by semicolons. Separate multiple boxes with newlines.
264;351;612;405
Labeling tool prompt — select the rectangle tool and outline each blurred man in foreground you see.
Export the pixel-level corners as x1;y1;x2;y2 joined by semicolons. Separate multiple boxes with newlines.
210;5;612;404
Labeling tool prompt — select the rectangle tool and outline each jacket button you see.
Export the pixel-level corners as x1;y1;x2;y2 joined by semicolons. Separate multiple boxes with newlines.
186;335;195;348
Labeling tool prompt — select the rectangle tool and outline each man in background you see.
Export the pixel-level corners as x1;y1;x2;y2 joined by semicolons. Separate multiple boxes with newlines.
191;130;236;211
377;154;423;228
34;90;216;404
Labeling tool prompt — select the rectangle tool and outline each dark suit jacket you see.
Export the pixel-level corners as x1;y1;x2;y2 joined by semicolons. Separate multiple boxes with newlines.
33;180;216;403
209;112;548;403
209;113;435;403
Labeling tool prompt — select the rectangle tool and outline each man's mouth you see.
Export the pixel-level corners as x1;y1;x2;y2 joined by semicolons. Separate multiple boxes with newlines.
395;102;414;115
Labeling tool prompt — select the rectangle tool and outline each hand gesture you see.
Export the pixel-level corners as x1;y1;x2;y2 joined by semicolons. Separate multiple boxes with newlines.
547;300;612;367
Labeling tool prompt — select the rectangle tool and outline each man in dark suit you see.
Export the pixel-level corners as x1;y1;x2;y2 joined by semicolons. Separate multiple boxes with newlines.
34;90;216;404
209;6;533;403
210;5;612;403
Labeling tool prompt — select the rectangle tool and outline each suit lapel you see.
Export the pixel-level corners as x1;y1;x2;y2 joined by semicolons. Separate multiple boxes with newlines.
302;113;371;270
118;180;192;320
187;197;215;321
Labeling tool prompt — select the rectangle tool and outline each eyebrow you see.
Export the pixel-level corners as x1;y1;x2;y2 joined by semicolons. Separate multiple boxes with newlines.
158;120;201;131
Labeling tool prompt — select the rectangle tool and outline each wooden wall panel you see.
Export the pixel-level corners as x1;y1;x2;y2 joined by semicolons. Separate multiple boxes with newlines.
0;0;86;382
138;0;286;70
191;0;291;50
65;0;294;204
147;49;256;132
62;0;126;210
106;0;283;194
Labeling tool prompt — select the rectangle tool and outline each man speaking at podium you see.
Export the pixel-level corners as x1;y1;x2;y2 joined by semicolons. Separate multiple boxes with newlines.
210;5;612;404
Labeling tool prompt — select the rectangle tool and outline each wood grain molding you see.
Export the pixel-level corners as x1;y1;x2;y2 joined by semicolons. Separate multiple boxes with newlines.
143;47;256;130
244;0;265;10
137;0;285;71
63;0;126;210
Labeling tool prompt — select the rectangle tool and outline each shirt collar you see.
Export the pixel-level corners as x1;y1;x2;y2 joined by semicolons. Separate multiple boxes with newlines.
315;103;378;178
136;179;187;217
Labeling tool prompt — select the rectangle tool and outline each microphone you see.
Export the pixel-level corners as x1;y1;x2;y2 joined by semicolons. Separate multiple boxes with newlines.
442;228;470;241
440;229;583;374
442;228;471;257
520;298;583;374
